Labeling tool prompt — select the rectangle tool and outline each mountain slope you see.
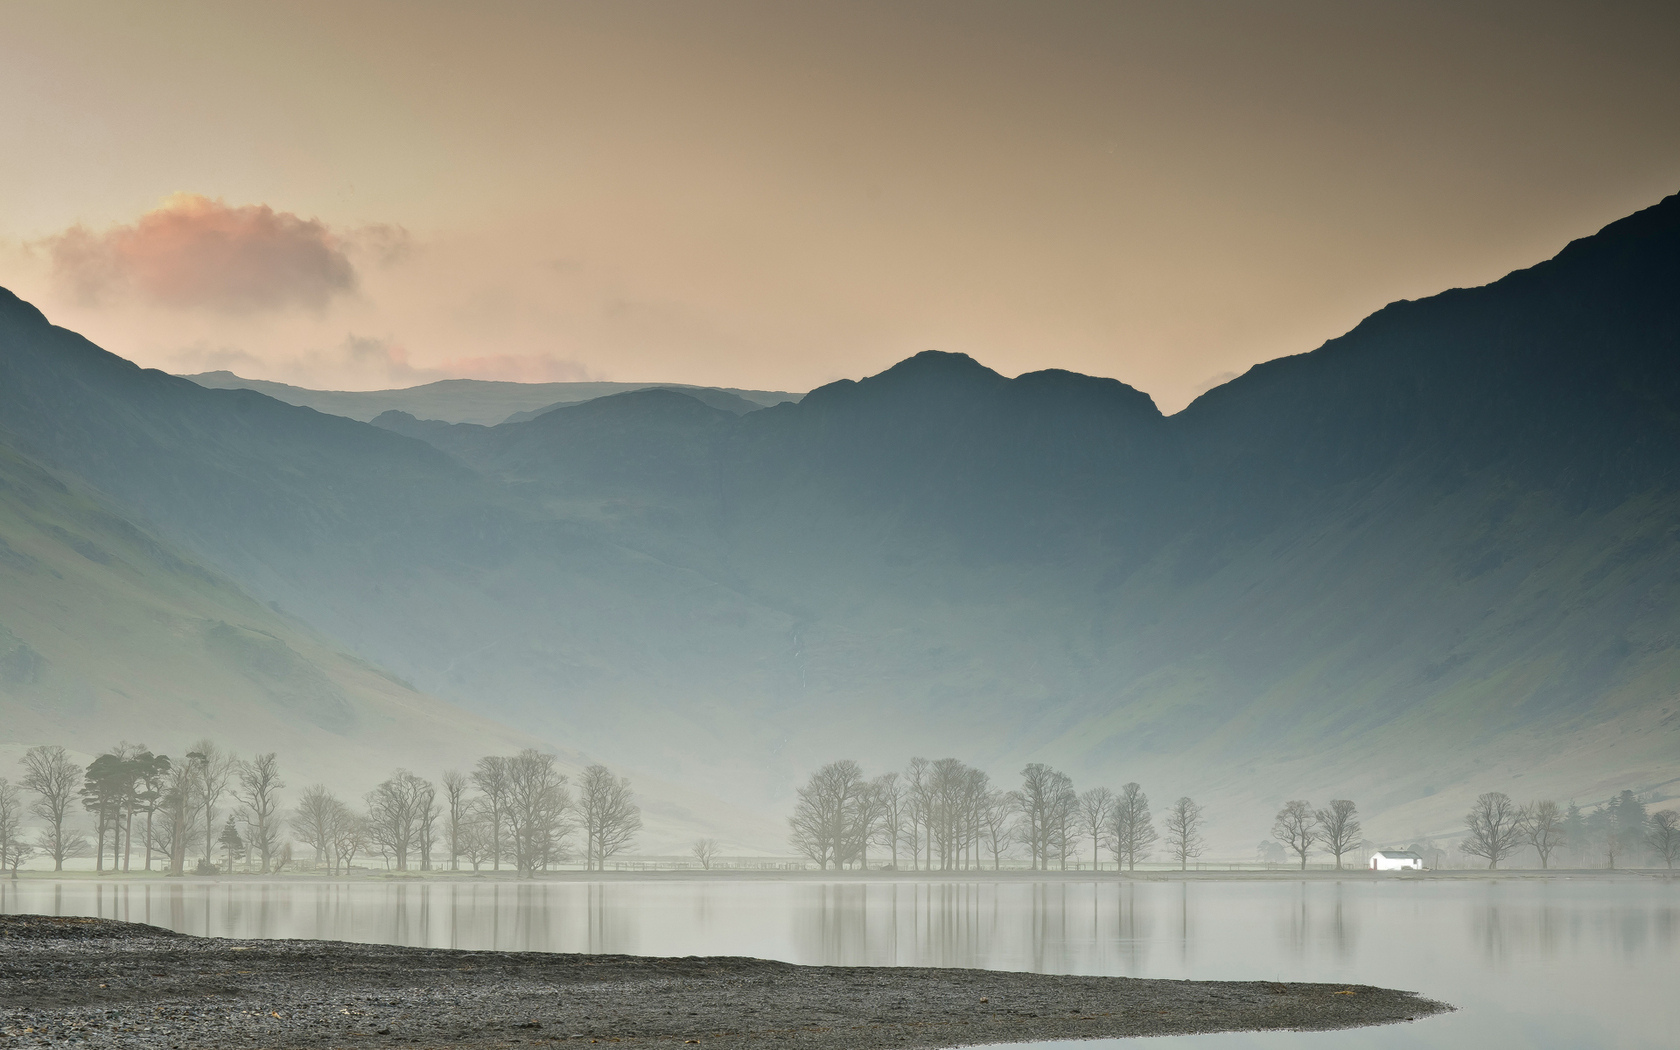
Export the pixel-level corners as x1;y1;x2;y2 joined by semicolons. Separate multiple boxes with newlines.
4;193;1679;849
185;372;802;425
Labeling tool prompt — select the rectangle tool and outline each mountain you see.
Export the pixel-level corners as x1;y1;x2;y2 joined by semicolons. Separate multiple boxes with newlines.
0;422;533;788
4;193;1679;850
184;372;802;425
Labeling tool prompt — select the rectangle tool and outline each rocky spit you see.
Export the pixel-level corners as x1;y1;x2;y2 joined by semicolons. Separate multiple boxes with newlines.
0;915;1450;1048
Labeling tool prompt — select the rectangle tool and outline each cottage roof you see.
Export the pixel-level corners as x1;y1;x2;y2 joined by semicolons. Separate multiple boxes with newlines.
1372;850;1423;859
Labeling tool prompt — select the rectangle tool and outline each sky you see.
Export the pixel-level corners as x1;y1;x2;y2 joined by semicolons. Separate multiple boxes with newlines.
3;1;1678;412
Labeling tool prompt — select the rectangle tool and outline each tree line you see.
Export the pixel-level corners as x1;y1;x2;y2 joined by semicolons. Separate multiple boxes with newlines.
789;760;1680;872
788;759;1209;871
0;742;642;876
1457;790;1679;870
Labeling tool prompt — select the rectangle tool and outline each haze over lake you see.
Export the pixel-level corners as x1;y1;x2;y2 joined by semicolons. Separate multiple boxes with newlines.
3;876;1673;1049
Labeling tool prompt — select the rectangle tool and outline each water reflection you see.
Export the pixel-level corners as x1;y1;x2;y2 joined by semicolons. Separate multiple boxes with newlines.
2;877;1675;1048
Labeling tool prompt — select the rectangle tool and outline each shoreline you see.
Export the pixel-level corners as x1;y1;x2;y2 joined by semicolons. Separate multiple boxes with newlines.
0;914;1451;1049
3;866;1673;884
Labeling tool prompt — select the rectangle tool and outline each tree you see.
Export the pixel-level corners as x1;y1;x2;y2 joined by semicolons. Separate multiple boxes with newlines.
218;815;245;873
1521;800;1566;869
457;802;496;872
22;744;86;871
789;760;865;870
470;755;511;871
1561;802;1588;866
851;775;894;871
330;806;369;874
1110;783;1156;872
872;772;905;869
187;741;237;868
1603;790;1648;868
979;790;1015;870
291;784;342;871
0;778;34;877
366;770;434;870
235;753;285;873
441;770;469;871
152;761;200;876
1648;809;1680;869
1462;792;1524;869
1272;801;1316;870
578;764;640;871
1013;763;1070;871
416;780;440;871
505;750;571;873
1079;787;1115;870
1314;800;1361;870
691;838;721;869
81;753;132;872
132;753;171;872
1164;797;1205;870
903;758;930;871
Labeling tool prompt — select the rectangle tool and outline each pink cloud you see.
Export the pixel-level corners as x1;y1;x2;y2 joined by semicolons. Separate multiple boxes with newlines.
48;194;356;313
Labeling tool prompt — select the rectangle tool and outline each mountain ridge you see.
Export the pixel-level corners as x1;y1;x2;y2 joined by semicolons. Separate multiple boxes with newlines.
3;192;1679;849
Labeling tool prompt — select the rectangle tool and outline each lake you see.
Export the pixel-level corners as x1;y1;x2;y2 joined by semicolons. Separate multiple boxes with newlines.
2;875;1674;1049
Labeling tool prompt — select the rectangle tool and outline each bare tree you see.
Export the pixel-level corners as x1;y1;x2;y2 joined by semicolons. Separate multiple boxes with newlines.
1079;787;1115;870
505;750;572;873
929;758;971;870
291;784;341;871
1109;782;1156;872
1648;809;1680;869
1013;763;1069;870
578;764;640;871
470;755;511;871
1164;796;1205;870
234;753;285;873
1462;791;1524;869
154;760;199;875
457;802;496;871
789;760;865;870
980;790;1015;870
417;780;440;871
0;778;33;877
330;807;369;874
1521;800;1566;869
850;775;894;871
691;837;721;869
872;772;904;869
903;758;930;871
187;740;237;868
22;744;85;871
1272;801;1316;869
1313;799;1360;870
441;770;469;871
366;770;433;870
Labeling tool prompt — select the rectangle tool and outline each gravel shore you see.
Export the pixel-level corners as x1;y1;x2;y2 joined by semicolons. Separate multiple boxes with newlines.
0;914;1450;1049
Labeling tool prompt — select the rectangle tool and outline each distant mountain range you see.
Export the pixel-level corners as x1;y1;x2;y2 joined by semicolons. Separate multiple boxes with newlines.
4;193;1678;849
183;372;802;425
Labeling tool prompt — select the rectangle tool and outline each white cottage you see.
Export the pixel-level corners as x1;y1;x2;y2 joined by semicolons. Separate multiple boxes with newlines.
1369;850;1424;871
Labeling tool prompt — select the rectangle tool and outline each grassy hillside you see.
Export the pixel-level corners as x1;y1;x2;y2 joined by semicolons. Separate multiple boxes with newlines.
0;432;780;852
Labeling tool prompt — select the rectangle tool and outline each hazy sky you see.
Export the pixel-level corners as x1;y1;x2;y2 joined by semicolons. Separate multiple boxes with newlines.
3;1;1677;411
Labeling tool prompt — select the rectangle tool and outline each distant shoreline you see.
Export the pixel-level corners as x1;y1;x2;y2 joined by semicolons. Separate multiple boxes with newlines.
3;866;1673;884
0;914;1450;1049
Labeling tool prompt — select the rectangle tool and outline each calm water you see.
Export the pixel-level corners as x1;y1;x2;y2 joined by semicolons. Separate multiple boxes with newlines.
3;876;1675;1049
